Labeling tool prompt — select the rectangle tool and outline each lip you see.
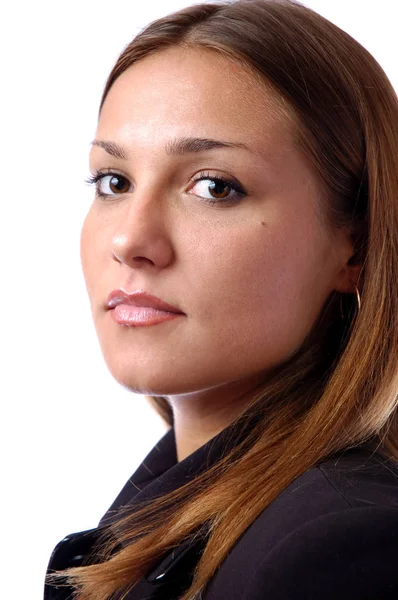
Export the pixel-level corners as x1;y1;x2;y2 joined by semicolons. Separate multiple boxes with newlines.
106;289;184;314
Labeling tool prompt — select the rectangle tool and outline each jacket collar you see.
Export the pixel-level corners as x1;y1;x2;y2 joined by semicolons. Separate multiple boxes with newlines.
99;410;261;533
92;414;261;590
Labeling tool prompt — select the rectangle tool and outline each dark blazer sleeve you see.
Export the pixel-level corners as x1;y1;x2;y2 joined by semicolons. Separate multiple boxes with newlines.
247;506;398;600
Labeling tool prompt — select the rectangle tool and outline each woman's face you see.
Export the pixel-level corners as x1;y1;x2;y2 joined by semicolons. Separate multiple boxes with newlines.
81;47;353;401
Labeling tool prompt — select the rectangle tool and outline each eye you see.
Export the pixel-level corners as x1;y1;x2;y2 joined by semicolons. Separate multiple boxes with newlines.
84;170;131;197
188;171;247;205
85;169;247;205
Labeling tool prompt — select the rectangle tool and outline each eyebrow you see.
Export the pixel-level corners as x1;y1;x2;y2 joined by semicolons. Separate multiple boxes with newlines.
89;136;253;159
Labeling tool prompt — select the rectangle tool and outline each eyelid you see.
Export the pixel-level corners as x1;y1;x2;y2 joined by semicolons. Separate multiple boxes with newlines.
193;170;246;189
88;167;130;182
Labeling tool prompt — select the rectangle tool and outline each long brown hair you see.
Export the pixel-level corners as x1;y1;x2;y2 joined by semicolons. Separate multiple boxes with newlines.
49;1;398;598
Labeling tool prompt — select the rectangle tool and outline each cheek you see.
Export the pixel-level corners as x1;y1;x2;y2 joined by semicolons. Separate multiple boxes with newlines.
193;222;329;357
197;224;313;307
79;214;91;279
80;210;103;296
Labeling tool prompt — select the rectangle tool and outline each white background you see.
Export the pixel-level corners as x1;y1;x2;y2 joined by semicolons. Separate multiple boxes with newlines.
1;1;396;597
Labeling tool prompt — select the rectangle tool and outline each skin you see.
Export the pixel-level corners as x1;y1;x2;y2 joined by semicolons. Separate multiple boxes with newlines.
81;46;360;462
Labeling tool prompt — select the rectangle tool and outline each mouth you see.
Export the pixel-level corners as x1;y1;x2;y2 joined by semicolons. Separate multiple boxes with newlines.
106;289;185;327
109;304;184;327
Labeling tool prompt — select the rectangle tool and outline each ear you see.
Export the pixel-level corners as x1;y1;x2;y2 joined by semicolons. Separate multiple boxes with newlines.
331;226;364;294
333;262;363;294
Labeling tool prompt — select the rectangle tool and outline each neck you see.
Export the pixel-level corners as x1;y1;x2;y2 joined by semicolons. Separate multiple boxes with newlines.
166;374;266;461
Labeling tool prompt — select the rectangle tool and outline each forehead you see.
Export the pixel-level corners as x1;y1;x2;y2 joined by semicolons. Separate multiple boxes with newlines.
96;46;295;157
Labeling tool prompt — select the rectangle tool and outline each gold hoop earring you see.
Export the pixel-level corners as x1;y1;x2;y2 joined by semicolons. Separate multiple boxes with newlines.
340;284;361;321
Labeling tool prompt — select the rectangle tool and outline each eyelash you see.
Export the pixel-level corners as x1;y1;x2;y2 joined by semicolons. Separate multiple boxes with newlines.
84;169;247;206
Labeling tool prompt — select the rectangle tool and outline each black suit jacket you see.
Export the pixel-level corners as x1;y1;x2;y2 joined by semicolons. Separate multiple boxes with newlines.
44;422;398;599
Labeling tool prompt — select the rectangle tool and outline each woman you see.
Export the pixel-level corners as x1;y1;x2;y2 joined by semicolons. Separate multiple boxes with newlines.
45;0;398;598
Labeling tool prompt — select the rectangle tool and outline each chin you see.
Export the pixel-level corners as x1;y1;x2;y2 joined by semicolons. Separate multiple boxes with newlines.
100;355;188;396
100;350;232;398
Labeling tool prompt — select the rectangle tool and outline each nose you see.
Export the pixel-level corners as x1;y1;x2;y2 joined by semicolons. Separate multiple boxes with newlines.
111;188;174;270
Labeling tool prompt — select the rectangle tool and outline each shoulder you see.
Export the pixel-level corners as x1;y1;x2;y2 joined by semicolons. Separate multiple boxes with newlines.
247;446;398;549
205;447;398;599
243;504;398;599
317;445;398;508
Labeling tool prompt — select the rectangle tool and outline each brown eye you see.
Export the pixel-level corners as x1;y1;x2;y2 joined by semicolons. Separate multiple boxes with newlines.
191;178;231;200
188;173;247;205
86;173;131;198
105;174;130;195
208;180;231;199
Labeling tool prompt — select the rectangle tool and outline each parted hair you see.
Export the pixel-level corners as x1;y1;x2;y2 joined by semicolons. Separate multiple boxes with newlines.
48;1;398;598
